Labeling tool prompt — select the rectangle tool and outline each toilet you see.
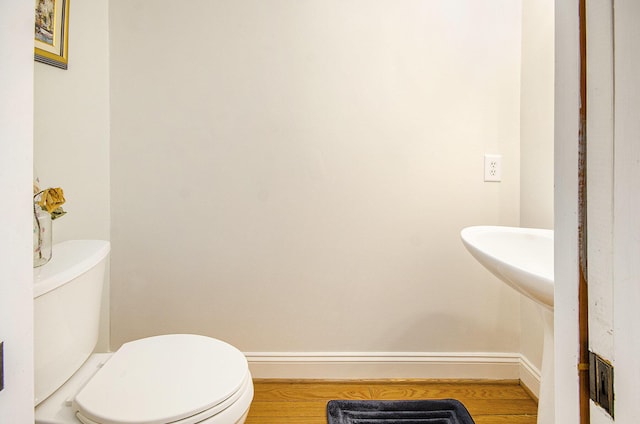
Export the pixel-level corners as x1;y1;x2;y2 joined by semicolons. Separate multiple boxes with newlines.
34;240;253;424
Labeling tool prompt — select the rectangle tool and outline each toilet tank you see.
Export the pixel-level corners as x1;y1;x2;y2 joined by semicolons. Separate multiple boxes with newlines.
33;240;111;406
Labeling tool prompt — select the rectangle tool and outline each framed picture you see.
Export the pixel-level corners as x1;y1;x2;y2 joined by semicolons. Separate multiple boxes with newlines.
34;0;70;69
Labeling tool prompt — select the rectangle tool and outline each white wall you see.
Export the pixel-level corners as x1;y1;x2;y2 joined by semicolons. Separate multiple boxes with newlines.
0;1;35;421
109;0;523;365
519;0;555;388
521;0;555;232
34;0;111;350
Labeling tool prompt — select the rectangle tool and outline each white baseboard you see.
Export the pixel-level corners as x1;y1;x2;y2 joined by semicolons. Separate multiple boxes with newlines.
518;355;542;399
246;351;540;397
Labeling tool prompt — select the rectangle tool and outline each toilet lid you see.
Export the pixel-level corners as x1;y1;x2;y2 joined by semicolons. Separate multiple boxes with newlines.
73;334;248;424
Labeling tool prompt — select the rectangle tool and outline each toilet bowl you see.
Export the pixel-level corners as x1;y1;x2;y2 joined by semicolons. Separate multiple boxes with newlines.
34;240;253;424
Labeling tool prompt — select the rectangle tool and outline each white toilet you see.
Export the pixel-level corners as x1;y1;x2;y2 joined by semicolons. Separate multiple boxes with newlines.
34;240;253;424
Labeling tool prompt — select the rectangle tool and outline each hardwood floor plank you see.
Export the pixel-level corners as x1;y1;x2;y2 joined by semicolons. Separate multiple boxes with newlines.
246;401;327;417
458;399;538;415
367;383;533;400
254;382;372;401
473;415;537;424
245;379;538;423
245;417;326;424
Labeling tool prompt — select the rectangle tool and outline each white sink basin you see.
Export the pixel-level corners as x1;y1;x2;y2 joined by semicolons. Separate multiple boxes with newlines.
461;226;554;309
461;225;555;424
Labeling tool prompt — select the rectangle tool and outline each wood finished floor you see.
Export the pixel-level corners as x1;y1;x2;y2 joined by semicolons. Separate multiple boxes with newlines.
245;379;538;424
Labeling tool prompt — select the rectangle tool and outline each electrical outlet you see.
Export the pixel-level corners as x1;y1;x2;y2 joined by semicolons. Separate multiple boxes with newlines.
484;154;502;182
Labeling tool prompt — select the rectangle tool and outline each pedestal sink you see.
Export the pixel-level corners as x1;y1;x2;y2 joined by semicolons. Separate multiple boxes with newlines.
461;226;553;424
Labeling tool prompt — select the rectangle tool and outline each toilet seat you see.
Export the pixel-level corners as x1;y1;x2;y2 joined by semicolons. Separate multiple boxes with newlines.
73;334;250;424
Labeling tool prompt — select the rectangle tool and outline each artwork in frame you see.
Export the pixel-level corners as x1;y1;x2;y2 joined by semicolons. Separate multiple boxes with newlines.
34;0;70;69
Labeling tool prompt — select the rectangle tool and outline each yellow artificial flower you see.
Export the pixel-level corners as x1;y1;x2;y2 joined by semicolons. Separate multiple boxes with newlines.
38;187;66;215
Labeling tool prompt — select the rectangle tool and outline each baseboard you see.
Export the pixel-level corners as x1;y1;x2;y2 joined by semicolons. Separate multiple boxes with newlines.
245;351;525;380
518;355;542;399
246;351;541;396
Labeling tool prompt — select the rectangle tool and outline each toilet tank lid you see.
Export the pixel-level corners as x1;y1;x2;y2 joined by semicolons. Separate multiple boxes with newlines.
33;240;111;299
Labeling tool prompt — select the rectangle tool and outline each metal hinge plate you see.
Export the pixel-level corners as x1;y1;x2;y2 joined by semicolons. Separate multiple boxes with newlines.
589;350;614;418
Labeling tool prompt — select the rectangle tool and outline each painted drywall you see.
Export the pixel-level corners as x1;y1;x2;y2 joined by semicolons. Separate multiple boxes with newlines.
109;0;523;360
519;0;555;381
521;0;555;232
0;2;35;421
33;0;111;350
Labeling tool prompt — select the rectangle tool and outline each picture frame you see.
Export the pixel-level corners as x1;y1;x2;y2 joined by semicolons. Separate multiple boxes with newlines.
34;0;70;69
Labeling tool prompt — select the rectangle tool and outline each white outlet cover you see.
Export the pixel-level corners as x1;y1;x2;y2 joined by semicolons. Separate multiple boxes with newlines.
484;154;502;182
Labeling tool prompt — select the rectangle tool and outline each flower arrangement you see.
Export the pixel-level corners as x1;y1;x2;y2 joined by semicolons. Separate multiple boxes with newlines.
33;180;67;267
34;186;67;219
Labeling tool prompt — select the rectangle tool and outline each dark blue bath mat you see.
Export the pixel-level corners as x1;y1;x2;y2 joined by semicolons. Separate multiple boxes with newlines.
327;399;475;424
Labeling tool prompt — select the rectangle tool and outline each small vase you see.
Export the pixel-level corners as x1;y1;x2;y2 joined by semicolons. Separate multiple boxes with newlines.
34;208;52;267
